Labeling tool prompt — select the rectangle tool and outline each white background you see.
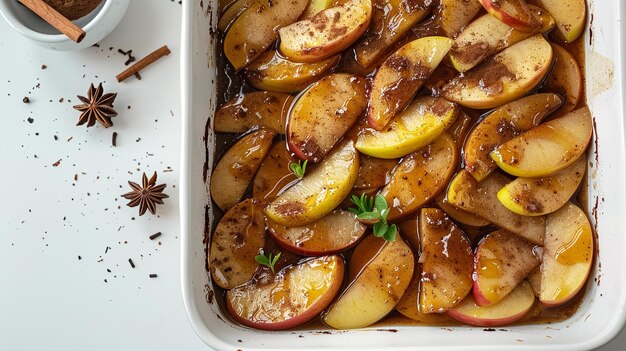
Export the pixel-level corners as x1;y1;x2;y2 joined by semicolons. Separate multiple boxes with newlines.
0;0;624;350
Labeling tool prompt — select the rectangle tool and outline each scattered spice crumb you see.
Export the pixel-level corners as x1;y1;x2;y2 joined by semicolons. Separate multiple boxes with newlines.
149;274;157;278
74;174;78;181
128;258;135;268
53;135;58;141
59;97;64;103
149;232;162;240
67;136;73;142
23;97;30;103
41;64;47;69
112;132;118;147
27;117;34;123
78;255;82;260
52;159;62;167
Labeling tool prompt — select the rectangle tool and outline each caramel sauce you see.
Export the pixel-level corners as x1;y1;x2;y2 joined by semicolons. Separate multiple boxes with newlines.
207;5;594;331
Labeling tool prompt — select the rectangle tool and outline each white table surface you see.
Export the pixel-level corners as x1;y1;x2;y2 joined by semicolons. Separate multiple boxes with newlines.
0;1;624;350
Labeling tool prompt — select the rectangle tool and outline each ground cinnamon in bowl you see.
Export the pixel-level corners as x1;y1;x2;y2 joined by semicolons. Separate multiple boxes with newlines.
42;0;102;20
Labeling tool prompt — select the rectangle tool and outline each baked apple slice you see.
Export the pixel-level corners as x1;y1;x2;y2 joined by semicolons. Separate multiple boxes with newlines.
464;93;562;182
265;140;359;226
447;281;535;327
299;0;335;19
245;50;340;93
287;74;368;162
224;0;308;70
497;155;586;216
435;0;484;37
367;36;454;130
396;269;451;324
267;209;367;256
490;106;593;178
227;255;344;330
442;34;553;109
449;6;555;73
252;142;300;202
214;91;292;133
535;0;586;43
209;199;265;289
323;233;414;329
278;0;373;62
479;0;540;32
210;129;276;211
218;0;254;32
420;208;473;313
446;170;545;245
540;203;593;306
541;44;583;118
473;229;541;306
380;134;458;221
435;194;490;227
356;96;458;159
353;0;431;68
354;156;398;190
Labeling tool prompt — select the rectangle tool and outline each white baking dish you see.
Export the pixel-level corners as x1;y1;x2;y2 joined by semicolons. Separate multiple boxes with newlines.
180;1;626;349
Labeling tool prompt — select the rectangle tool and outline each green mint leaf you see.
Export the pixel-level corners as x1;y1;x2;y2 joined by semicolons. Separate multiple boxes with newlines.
373;221;388;237
375;195;388;212
367;196;374;212
255;254;269;266
289;161;305;178
300;160;308;177
348;207;361;215
271;252;281;266
358;212;379;221
384;224;397;242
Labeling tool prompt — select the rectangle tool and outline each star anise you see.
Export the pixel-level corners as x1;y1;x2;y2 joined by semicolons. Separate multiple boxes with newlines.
122;172;169;216
73;83;118;128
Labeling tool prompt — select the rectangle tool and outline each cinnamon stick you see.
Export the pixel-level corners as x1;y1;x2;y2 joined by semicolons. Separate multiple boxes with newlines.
116;45;171;82
18;0;86;43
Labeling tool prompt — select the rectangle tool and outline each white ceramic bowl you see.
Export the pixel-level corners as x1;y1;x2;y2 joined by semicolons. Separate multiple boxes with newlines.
180;1;626;350
0;0;129;51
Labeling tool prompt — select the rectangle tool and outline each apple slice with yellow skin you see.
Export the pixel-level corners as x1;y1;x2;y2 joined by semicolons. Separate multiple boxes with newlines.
245;50;340;93
490;106;593;178
540;202;593;306
541;44;583;118
535;0;586;43
447;281;535;327
299;0;335;20
287;74;367;162
367;36;455;130
435;0;484;37
227;255;345;330
323;233;414;329
265;140;359;226
380;134;458;221
218;0;256;32
267;209;366;256
209;199;265;289
464;93;563;182
396;269;452;324
354;156;398;190
353;0;432;68
253;142;300;202
435;194;490;227
214;91;292;133
473;229;541;306
497;155;586;216
278;0;372;63
446;170;546;245
449;6;555;73
357;96;458;159
442;34;553;109
211;129;276;211
420;208;474;313
224;0;308;70
479;0;540;32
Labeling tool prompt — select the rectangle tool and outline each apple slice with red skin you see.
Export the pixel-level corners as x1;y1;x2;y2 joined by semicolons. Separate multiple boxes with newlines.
473;229;541;306
535;0;586;43
447;281;536;327
479;0;540;32
540;203;594;307
267;209;367;256
227;255;345;330
287;73;368;162
420;208;474;313
463;93;563;182
435;0;484;37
